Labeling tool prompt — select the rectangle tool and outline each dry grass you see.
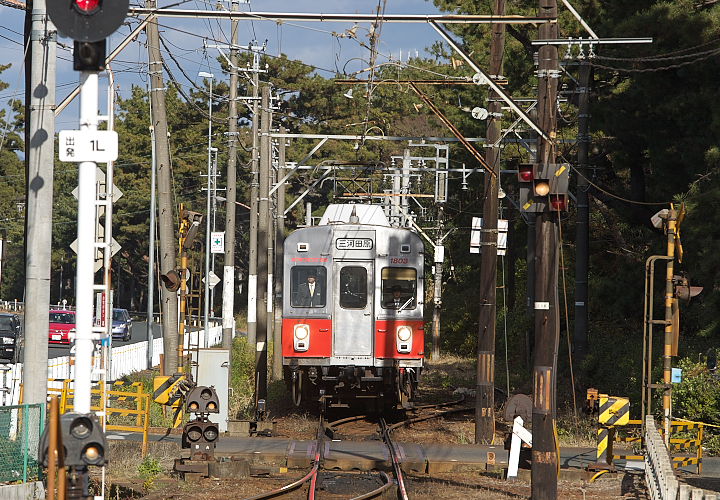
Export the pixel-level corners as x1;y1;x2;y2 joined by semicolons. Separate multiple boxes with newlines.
105;441;179;480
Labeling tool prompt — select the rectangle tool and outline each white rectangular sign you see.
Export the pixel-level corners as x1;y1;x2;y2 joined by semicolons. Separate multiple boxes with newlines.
59;130;118;163
211;232;225;254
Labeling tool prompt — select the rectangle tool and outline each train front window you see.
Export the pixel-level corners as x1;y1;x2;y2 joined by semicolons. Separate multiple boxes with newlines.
290;266;327;308
339;266;367;309
381;268;417;310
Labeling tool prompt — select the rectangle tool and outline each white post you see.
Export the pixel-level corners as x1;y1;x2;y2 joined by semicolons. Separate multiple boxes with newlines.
507;416;533;479
74;71;99;414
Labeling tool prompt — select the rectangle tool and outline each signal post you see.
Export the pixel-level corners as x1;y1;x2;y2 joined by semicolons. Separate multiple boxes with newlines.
47;0;129;496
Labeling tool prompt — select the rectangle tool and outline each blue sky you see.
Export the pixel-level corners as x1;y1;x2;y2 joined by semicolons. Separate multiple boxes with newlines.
0;1;454;129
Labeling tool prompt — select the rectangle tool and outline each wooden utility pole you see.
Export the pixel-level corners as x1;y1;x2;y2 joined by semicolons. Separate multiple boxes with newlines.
476;0;506;445
222;0;239;351
146;0;179;374
531;0;560;498
254;86;271;412
573;60;591;363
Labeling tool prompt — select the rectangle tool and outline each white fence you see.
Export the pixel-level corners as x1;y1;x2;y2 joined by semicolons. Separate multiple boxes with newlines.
644;416;717;500
0;325;224;406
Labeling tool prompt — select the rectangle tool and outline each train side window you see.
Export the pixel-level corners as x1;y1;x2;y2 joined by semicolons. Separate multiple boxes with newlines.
290;266;327;308
381;267;417;310
339;266;367;309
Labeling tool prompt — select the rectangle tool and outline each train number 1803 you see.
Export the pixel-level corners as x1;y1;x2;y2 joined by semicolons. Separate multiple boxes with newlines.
390;257;409;264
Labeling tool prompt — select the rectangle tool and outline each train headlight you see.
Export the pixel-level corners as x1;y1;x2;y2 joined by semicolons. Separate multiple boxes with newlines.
294;324;310;352
396;326;412;354
294;324;310;340
396;326;412;342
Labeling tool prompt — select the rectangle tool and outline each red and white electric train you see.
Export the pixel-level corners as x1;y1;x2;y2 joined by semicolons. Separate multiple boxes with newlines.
282;204;425;410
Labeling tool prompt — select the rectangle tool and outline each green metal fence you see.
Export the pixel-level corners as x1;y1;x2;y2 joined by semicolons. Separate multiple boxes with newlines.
0;404;45;483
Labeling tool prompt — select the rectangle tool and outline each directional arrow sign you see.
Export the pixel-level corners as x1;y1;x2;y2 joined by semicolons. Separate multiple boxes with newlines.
203;271;221;289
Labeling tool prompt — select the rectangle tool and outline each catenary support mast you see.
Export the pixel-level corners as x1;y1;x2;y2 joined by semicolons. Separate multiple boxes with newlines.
476;0;506;445
531;0;560;497
146;0;179;374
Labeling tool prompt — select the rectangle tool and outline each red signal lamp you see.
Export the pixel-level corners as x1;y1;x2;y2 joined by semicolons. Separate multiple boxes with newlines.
549;194;568;211
74;0;100;14
518;164;534;182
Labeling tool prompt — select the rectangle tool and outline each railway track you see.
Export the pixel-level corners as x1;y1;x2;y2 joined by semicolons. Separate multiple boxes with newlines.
241;398;471;499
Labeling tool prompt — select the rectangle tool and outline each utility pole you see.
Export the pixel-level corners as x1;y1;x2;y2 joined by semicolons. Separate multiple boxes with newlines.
272;128;286;381
254;86;271;414
531;0;560;498
267;131;275;379
147;125;157;368
476;0;506;445
222;0;239;351
573;60;591;363
23;0;56;406
146;1;179;374
247;43;262;347
431;213;443;359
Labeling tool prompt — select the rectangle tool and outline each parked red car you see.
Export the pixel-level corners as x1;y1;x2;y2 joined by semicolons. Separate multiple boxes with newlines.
48;309;76;345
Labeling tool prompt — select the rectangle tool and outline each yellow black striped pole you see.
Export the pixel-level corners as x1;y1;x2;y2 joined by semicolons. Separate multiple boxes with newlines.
596;426;609;462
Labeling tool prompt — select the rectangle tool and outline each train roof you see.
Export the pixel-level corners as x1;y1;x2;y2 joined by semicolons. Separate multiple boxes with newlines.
318;204;390;227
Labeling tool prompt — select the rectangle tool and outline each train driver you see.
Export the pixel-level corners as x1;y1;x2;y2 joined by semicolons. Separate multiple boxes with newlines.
384;285;407;309
297;272;324;307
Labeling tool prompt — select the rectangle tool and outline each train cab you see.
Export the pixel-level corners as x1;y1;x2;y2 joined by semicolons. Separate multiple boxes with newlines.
282;204;424;409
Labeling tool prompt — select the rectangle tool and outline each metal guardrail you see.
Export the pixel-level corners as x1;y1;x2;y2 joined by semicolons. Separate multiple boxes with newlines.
644;416;717;500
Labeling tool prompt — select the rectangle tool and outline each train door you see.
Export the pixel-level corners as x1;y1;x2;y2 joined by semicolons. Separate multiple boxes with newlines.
332;261;373;357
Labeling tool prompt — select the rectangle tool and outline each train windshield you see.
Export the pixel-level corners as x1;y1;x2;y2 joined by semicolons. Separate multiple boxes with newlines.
290;266;327;308
339;266;367;309
381;268;417;310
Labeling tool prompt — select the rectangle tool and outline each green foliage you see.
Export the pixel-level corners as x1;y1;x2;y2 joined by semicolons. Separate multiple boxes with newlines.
137;455;162;491
229;336;256;419
672;357;720;425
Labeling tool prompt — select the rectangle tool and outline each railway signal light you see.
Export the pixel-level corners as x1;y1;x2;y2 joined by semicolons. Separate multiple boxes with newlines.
182;418;219;457
517;163;570;213
48;0;130;43
40;412;107;467
185;386;220;414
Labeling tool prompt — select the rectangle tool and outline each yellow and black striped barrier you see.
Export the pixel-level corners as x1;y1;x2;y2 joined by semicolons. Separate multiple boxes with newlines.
666;420;704;475
598;395;630;426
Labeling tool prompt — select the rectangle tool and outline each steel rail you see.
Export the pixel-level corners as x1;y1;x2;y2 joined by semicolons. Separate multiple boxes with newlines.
379;417;409;500
388;406;474;432
128;8;553;24
242;421;324;500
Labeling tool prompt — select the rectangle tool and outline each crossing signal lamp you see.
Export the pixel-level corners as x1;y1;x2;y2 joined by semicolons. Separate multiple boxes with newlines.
47;0;130;71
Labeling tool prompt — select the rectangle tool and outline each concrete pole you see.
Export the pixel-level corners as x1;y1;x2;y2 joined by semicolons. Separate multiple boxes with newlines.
146;2;179;374
222;0;239;350
247;47;261;347
476;0;505;445
74;71;100;414
255;86;271;411
147;126;157;368
23;0;56;406
272;128;286;381
573;61;591;363
267;133;277;381
431;227;443;359
531;0;560;497
203;76;213;350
